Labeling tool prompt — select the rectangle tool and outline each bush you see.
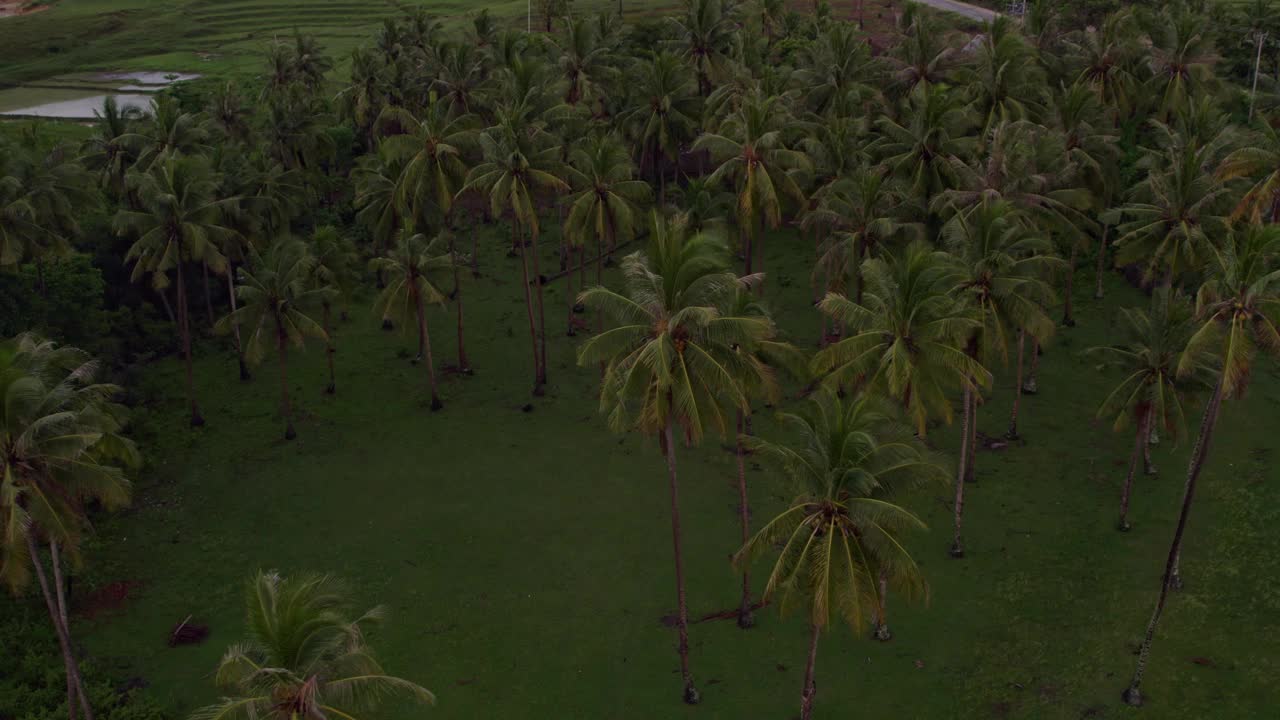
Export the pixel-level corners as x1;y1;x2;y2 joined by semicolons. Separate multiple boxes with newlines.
0;599;168;720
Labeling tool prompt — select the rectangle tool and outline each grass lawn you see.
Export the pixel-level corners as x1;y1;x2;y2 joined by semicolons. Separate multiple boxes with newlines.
71;221;1280;719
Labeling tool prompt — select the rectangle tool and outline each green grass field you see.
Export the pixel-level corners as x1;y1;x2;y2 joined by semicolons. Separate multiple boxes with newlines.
69;222;1280;719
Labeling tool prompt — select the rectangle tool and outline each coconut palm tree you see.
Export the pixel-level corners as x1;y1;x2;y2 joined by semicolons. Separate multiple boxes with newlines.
885;3;959;96
959;16;1045;136
794;23;881;117
116;155;240;427
371;231;453;411
876;85;977;203
1086;288;1214;531
190;571;433;720
122;94;211;171
735;389;944;720
577;218;775;705
460;111;568;395
377;103;475;228
0;334;136;720
555;15;620;109
564;134;651;334
621;51;701;199
308;226;358;394
79;96;143;199
671;0;737;96
1142;3;1219;120
694;91;810;278
218;240;330;439
813;241;988;437
1217;120;1280;223
1123;225;1280;706
1065;8;1140;124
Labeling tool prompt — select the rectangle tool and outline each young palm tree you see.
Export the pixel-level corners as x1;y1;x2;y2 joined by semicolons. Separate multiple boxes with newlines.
1086;288;1214;531
460;113;568;395
813;241;988;436
115;155;240;427
190;571;433;720
694;92;810;278
735;389;945;720
564;134;651;334
218;240;330;440
371;231;453;411
1123;225;1280;706
577;218;774;705
308;226;359;394
0;334;136;720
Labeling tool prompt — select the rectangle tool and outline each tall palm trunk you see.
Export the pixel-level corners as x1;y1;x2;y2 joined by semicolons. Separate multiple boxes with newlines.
414;288;443;411
736;410;754;629
201;260;215;328
27;533;95;720
156;286;175;324
566;239;577;337
1007;330;1026;440
450;233;470;373
1118;404;1152;531
529;225;548;389
799;621;821;720
322;302;337;394
951;383;972;558
596;230;605;335
966;387;979;484
1094;225;1109;299
741;224;752;276
514;220;543;395
175;263;204;426
1062;242;1078;326
470;220;480;277
1144;420;1157;475
1023;337;1040;394
1250;32;1267;121
1123;378;1224;706
276;326;297;439
663;421;699;705
226;272;250;380
874;568;891;641
51;540;77;720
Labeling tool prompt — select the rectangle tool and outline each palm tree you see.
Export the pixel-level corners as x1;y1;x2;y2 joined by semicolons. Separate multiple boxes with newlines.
694;92;810;278
577;219;774;705
670;0;737;96
794;23;881;116
621;51;701;198
377;103;475;229
115;155;239;427
431;41;491;120
0;334;136;720
337;47;391;147
79;97;143;199
960;16;1044;135
1142;3;1219;120
123;94;210;171
813;241;987;436
876;85;977;203
1065;8;1140;124
735;389;945;720
555;15;619;109
1086;288;1214;531
1217;120;1280;223
218;240;330;440
190;571;433;720
371;231;453;411
460;112;568;395
1123;225;1280;706
309;227;358;394
885;3;959;96
564;134;651;334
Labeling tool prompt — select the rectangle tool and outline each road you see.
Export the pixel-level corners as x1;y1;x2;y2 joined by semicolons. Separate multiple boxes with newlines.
915;0;1000;23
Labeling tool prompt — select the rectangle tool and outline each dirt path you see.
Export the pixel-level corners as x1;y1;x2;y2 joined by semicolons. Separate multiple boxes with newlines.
915;0;998;22
0;0;49;18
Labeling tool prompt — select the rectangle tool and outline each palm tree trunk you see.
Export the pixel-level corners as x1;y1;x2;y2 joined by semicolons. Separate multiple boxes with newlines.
1123;378;1224;706
736;410;754;629
514;220;543;395
156;286;175;324
1251;32;1267;121
566;239;577;337
322;302;337;394
799;621;821;720
858;0;865;28
50;540;77;720
1095;224;1109;299
1118;405;1151;531
966;387;978;484
1007;330;1025;440
450;234;471;373
1062;243;1077;327
276;328;296;439
175;264;205;427
663;421;699;705
470;220;480;277
201;260;215;329
874;567;891;641
226;271;249;381
1144;420;1157;475
529;226;548;389
27;533;95;720
415;290;443;411
742;224;752;276
1023;337;1040;394
596;231;605;336
951;383;972;558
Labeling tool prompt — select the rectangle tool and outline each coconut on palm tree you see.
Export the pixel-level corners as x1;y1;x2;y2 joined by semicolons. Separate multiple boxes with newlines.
190;571;433;720
735;389;945;720
577;217;775;705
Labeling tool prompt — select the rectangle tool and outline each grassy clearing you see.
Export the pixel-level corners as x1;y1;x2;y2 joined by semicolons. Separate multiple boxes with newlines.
72;222;1280;719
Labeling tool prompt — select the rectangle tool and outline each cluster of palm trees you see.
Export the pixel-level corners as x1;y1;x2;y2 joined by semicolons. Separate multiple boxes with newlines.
3;0;1280;717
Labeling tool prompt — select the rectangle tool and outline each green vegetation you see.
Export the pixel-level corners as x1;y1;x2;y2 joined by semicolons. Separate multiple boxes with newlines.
2;1;1280;719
